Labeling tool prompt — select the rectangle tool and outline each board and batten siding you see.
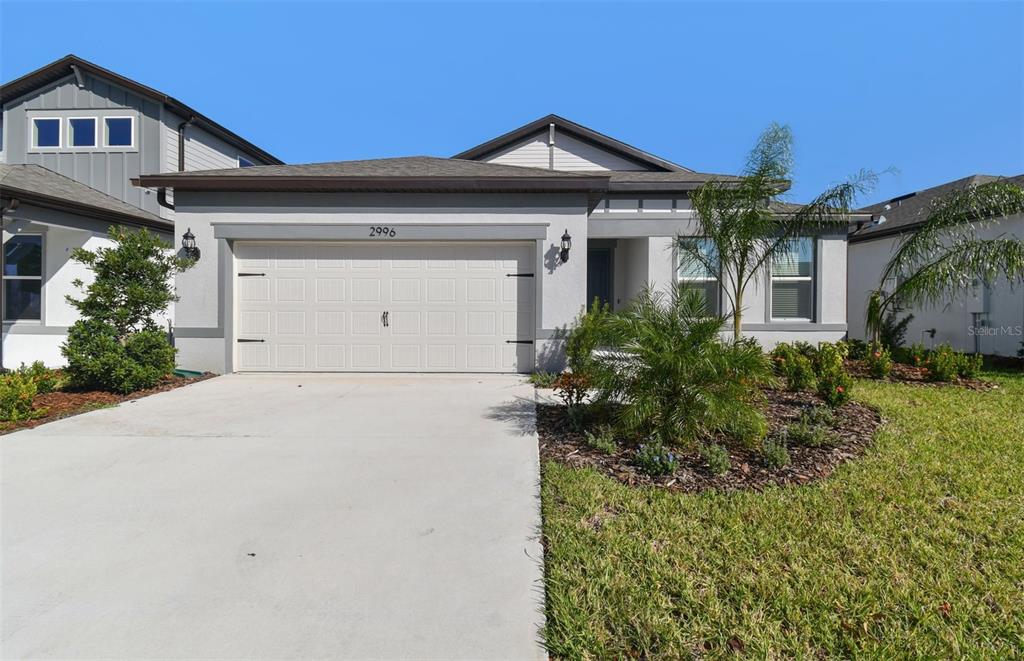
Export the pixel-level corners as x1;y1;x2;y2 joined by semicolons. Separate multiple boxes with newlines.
483;129;653;171
3;73;163;215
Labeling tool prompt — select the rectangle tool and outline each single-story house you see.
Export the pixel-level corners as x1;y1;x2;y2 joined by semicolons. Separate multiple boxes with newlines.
136;114;862;374
848;173;1024;356
1;55;281;369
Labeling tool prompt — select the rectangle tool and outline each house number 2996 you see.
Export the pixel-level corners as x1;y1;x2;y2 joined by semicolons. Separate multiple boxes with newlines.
369;226;396;238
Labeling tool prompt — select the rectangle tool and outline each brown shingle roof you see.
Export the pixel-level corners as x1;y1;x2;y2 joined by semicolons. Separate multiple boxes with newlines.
1;164;171;231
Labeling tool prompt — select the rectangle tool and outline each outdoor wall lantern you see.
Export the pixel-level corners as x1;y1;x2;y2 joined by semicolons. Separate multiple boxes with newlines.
182;228;201;261
560;229;572;263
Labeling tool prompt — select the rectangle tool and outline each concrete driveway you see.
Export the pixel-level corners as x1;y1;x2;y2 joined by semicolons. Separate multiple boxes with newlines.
1;374;544;660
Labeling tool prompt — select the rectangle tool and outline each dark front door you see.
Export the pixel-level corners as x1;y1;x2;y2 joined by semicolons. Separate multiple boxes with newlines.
587;248;613;308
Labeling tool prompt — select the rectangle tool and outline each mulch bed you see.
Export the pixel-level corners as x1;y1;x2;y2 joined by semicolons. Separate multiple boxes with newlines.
537;389;883;493
844;359;994;391
0;373;216;435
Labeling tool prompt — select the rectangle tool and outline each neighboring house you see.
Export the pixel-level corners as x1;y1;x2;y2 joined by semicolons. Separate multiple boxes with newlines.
0;55;281;368
137;114;865;374
848;174;1024;356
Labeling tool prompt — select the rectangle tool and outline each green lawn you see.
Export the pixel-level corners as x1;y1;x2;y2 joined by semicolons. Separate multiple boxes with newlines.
541;372;1024;658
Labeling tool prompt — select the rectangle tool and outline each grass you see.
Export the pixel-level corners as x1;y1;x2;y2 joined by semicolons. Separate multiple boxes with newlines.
541;371;1024;658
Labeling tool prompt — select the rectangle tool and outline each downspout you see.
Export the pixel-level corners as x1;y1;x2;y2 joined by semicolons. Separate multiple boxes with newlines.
165;115;195;212
0;197;21;371
177;115;195;172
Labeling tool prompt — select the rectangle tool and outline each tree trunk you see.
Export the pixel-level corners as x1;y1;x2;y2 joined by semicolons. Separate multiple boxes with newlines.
733;290;743;341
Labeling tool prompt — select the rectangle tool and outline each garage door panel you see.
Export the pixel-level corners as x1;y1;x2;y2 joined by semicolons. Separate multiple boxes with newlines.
315;278;346;302
235;242;533;372
316;311;346;335
316;344;346;369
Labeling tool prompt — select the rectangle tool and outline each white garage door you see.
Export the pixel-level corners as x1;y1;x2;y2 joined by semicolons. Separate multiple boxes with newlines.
233;242;535;372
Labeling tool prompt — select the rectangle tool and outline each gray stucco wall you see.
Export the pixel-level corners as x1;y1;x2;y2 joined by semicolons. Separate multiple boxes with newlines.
170;191;591;373
3;73;164;215
848;215;1024;355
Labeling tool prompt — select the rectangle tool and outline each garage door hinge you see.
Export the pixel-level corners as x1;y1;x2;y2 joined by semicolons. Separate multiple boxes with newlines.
238;272;266;277
237;338;265;343
506;273;535;278
505;340;534;344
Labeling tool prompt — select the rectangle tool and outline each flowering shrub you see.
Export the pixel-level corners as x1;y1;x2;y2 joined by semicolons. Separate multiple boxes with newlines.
635;443;679;477
770;343;816;391
865;342;893;379
818;370;852;407
925;344;961;382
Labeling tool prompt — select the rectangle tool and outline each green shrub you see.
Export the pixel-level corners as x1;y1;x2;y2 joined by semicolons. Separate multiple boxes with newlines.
786;418;830;447
959;353;984;379
584;426;618;454
588;287;772;448
762;435;790;468
720;409;769;448
771;343;816;391
865;342;893;379
812;341;849;374
16;361;64;394
61;227;192;394
528;371;559;388
63;321;175;394
905;342;930;368
0;372;39;422
844;338;869;360
634;443;679;477
817;368;852;407
565;298;611;375
925;344;961;382
700;442;731;476
879;311;914;350
801;405;835;428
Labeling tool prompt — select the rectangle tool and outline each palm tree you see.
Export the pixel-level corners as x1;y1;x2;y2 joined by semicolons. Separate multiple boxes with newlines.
866;180;1024;342
685;123;875;340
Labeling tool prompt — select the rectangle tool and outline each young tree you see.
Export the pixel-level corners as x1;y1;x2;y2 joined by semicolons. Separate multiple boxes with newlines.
866;180;1024;342
684;123;875;340
66;226;192;338
62;227;194;393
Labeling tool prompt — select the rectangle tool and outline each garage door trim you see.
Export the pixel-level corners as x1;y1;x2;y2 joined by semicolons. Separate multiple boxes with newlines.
213;222;549;241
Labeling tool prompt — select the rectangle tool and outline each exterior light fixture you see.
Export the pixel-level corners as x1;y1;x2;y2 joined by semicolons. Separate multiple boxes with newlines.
560;229;572;263
182;228;201;260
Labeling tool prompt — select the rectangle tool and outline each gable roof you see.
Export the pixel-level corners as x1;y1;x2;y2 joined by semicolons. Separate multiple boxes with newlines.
452;114;690;173
1;164;172;231
850;173;1024;242
134;156;609;194
1;55;283;166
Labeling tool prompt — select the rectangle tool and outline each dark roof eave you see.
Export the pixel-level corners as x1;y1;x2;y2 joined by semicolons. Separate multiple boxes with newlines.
0;55;282;166
132;174;610;193
0;186;173;232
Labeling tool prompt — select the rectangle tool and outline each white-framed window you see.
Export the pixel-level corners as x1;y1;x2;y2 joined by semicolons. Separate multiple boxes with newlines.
678;237;720;314
3;234;43;322
771;237;815;321
238;156;255;168
68;117;97;148
31;117;61;148
104;116;134;147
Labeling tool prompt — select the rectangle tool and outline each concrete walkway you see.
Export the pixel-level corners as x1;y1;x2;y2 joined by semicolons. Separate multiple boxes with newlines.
1;374;544;660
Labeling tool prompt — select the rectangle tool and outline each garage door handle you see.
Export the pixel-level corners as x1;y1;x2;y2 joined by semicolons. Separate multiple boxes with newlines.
237;338;265;343
381;311;389;327
506;273;534;278
238;272;266;277
506;340;534;344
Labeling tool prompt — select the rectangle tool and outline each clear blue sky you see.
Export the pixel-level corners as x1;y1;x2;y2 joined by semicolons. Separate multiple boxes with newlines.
2;1;1021;205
